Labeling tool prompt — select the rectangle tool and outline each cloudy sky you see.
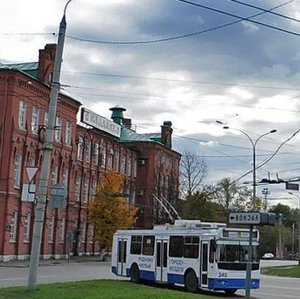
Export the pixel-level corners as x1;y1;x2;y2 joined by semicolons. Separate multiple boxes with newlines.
2;0;300;207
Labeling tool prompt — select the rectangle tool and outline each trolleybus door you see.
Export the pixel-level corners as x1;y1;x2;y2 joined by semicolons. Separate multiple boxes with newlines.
200;241;209;288
117;238;127;276
155;239;168;282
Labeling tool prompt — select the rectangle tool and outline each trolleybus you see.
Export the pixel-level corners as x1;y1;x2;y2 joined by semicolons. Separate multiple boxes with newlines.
111;219;260;295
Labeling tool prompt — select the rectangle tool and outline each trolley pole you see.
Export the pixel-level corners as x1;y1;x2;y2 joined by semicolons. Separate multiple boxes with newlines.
27;1;72;290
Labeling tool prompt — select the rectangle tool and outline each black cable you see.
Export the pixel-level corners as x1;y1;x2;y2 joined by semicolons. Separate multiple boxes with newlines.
65;1;292;45
175;0;300;38
226;0;299;23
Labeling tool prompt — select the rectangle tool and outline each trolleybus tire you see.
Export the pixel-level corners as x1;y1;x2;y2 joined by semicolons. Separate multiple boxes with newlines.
130;264;140;283
224;289;237;295
184;270;198;293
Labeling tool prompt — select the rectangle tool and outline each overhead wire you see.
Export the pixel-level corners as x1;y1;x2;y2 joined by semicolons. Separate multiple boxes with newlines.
174;0;300;37
226;0;300;23
64;1;293;44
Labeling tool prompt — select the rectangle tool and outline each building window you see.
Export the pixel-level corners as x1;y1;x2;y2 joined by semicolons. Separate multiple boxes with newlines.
77;136;84;161
9;211;18;242
93;143;99;165
51;164;58;186
90;178;97;199
55;116;62;143
48;215;55;243
81;222;86;244
24;212;31;242
62;166;69;188
127;155;132;176
88;224;94;243
121;152;126;174
133;158;137;178
83;176;89;203
65;121;72;146
18;100;27;130
44;112;49;127
101;144;106;168
75;174;82;201
59;217;65;243
114;151;120;171
85;140;91;163
14;153;22;188
31;106;40;134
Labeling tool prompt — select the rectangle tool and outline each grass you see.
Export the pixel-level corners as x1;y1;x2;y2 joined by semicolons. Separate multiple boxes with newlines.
0;280;225;299
263;265;300;278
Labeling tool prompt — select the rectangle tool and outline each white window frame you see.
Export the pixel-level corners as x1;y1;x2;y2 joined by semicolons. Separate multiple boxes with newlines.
14;153;22;188
75;174;82;202
48;215;55;243
24;212;31;242
55;116;62;143
51;164;58;186
9;211;18;242
65;121;72;146
59;217;65;243
77;136;84;161
83;176;89;203
62;166;69;188
31;106;40;134
18;100;27;130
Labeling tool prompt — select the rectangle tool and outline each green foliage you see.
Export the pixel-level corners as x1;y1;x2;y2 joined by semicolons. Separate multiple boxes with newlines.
0;280;221;299
183;190;224;222
214;178;251;215
88;170;137;249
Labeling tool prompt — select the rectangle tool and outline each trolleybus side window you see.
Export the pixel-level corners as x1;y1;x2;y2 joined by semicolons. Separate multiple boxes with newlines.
169;236;184;257
184;236;199;259
130;235;142;254
142;236;155;255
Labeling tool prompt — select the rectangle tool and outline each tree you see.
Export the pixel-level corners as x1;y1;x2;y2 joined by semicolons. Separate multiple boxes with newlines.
183;189;225;222
214;178;251;216
88;170;137;255
180;151;207;197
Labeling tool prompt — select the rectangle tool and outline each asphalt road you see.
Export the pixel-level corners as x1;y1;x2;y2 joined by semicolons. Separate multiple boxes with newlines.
0;260;299;298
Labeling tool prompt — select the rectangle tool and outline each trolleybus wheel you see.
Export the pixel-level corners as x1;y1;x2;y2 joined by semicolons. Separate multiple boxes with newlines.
184;270;198;293
224;289;237;296
130;264;140;283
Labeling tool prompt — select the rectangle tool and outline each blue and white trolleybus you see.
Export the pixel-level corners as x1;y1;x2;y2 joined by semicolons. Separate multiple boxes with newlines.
111;219;260;295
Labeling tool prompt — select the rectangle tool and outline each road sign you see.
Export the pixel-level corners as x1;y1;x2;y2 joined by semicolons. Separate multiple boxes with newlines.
286;182;299;191
26;167;38;182
229;212;261;224
21;184;36;202
48;184;67;208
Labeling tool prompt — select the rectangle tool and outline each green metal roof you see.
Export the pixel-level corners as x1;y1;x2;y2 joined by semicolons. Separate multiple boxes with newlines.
120;127;162;144
0;62;38;78
143;133;161;143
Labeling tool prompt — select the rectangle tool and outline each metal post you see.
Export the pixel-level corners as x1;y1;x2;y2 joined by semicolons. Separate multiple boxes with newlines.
298;220;300;266
245;226;253;298
292;223;295;260
27;1;72;290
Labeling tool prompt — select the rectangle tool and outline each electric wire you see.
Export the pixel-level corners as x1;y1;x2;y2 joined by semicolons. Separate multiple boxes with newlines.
226;0;299;23
175;0;300;38
64;1;292;44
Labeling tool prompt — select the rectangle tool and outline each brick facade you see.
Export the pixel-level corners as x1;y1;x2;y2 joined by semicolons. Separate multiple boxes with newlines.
0;44;181;261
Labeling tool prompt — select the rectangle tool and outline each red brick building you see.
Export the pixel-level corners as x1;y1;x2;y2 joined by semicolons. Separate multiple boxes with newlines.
0;44;181;261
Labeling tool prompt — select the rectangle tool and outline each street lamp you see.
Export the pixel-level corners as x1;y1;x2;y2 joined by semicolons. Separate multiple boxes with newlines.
223;127;277;199
223;126;277;299
288;191;300;266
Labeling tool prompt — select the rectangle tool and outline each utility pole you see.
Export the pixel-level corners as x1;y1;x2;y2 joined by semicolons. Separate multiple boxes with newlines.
27;0;73;290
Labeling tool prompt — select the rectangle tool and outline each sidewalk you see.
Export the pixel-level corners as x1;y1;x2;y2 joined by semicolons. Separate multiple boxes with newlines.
0;255;108;268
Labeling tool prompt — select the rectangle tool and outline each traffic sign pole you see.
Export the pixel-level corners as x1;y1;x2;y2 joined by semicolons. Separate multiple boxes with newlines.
245;224;253;299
